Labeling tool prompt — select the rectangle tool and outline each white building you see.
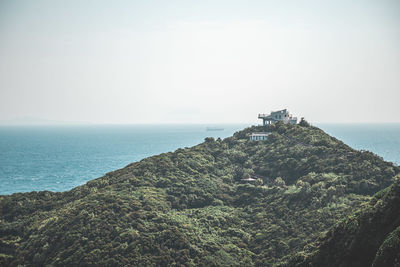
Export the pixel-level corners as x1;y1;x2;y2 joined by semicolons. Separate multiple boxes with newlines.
250;132;271;141
241;177;257;182
258;109;297;126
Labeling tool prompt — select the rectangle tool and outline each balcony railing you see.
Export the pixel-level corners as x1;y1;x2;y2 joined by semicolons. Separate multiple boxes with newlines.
258;113;271;118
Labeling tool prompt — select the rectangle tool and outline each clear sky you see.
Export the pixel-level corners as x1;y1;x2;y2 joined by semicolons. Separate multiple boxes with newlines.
0;0;399;124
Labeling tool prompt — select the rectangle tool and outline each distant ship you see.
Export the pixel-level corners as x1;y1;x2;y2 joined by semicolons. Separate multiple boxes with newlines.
206;127;224;131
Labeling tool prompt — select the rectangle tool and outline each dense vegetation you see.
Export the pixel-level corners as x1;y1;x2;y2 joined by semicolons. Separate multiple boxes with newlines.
1;122;398;266
286;175;400;267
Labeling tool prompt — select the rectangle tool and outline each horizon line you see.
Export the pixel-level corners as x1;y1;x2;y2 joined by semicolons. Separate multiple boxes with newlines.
1;121;400;126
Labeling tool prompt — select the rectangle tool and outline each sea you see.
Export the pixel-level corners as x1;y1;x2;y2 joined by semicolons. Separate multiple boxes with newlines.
0;123;399;195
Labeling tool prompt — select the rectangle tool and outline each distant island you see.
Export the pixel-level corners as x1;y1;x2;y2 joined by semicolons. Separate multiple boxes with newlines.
1;119;399;266
206;127;224;131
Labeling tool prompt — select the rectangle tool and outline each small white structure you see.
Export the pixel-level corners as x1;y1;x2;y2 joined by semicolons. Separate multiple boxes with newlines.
241;177;257;182
258;109;297;126
250;132;271;141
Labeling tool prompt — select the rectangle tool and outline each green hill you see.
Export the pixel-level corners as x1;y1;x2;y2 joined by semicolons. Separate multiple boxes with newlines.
286;175;400;267
1;122;398;266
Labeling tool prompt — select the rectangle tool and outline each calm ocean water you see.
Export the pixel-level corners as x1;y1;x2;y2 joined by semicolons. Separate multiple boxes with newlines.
317;123;400;166
0;123;399;195
0;124;248;195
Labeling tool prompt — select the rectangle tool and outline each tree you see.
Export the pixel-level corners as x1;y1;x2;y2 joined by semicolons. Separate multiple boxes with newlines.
299;117;310;127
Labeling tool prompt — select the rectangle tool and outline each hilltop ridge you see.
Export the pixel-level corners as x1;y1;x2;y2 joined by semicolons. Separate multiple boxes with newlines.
1;122;398;266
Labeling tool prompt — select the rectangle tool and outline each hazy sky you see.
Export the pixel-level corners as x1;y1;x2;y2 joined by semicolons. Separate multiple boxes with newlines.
1;0;399;124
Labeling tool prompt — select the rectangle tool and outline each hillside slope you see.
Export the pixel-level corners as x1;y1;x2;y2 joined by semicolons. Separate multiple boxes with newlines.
1;122;398;266
286;175;400;267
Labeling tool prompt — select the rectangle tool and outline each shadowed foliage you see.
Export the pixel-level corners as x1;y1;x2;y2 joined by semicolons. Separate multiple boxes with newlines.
285;175;400;267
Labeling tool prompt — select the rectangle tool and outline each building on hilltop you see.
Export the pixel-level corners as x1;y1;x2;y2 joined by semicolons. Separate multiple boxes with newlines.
258;109;297;126
249;132;271;141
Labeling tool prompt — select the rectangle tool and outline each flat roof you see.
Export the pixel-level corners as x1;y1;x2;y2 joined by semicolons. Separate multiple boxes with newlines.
250;132;271;136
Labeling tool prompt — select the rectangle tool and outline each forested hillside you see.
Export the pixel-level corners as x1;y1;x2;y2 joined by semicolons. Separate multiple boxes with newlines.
1;122;398;266
287;175;400;267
